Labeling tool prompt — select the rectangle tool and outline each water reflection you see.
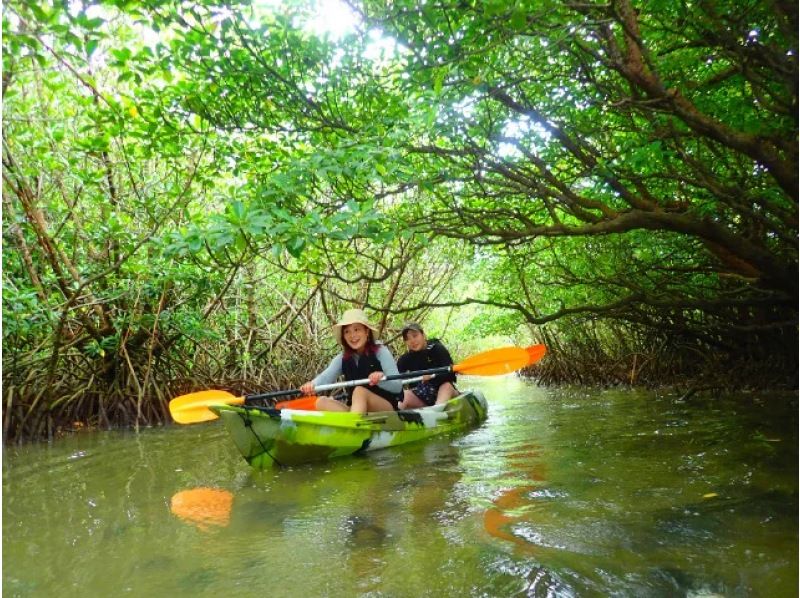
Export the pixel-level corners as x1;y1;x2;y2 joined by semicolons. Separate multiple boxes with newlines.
483;441;547;552
170;488;234;531
3;381;797;597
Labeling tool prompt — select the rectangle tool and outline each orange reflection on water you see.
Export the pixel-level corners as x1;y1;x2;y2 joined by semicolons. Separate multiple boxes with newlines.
483;485;537;547
171;487;234;531
483;443;546;549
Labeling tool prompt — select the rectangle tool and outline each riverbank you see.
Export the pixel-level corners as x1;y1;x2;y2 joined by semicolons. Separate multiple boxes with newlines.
524;350;798;393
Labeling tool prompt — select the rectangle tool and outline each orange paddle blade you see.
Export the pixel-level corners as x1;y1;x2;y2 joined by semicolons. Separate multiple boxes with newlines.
275;396;319;410
526;344;547;364
453;344;546;376
169;389;244;424
171;487;234;531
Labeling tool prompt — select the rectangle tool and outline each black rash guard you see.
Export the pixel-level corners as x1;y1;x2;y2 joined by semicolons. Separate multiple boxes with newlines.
396;339;457;390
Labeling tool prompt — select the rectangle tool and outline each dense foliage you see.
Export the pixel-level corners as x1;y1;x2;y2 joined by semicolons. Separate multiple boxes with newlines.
355;0;797;378
3;0;796;442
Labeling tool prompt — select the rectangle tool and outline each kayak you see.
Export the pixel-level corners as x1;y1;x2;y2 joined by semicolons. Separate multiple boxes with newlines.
210;389;489;469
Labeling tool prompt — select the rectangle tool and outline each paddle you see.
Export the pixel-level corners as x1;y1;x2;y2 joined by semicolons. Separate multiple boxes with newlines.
169;344;546;424
170;374;427;423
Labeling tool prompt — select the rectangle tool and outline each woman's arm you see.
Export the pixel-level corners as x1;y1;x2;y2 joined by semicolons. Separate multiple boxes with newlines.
432;343;457;383
375;345;403;394
312;353;344;387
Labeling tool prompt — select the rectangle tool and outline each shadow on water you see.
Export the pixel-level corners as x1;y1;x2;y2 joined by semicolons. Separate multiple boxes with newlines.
3;379;797;597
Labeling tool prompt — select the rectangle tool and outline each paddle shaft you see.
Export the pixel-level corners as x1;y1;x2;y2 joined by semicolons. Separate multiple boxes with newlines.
243;372;440;402
169;345;542;424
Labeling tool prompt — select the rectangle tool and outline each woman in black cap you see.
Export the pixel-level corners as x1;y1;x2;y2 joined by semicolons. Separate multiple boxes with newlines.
397;322;459;409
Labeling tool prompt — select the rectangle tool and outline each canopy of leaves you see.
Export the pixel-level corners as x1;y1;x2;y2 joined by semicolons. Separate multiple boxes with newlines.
2;0;796;440
351;0;798;358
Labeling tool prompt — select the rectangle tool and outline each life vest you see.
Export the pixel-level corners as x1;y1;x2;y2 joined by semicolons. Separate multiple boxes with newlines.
341;350;400;403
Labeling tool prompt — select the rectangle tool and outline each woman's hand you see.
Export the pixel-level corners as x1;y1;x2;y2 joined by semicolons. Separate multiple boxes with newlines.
367;371;385;386
300;382;315;395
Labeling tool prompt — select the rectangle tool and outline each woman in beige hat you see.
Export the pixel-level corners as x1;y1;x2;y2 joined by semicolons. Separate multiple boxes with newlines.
299;309;403;412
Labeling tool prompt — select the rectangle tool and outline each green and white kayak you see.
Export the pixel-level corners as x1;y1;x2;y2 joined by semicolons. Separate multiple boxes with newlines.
210;389;488;469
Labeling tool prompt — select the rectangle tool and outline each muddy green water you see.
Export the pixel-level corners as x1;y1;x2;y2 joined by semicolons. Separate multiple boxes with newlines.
3;377;797;597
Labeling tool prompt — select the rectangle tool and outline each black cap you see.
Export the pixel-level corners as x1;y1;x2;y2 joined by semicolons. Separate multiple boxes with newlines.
401;322;424;338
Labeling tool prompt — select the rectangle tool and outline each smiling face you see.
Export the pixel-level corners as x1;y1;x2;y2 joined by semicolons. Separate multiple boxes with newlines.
342;323;370;352
403;329;427;352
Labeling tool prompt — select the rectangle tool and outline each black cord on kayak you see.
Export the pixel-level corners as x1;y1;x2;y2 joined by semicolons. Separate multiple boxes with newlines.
239;410;283;467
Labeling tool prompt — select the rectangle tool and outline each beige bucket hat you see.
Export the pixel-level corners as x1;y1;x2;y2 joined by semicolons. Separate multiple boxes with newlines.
333;308;378;344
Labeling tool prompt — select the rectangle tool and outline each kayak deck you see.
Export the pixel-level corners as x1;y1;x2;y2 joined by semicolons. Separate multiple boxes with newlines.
211;389;488;469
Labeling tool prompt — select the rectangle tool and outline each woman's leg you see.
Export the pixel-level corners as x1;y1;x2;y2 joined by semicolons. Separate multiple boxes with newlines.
435;382;459;405
399;389;426;410
315;396;349;412
350;386;394;413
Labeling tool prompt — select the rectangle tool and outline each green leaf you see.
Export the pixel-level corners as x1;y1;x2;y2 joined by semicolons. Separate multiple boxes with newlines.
433;68;445;95
85;39;99;57
29;5;50;22
112;48;132;63
510;7;527;31
286;236;305;258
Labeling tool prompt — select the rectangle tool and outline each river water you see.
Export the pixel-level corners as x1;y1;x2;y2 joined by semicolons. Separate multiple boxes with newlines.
3;376;797;597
